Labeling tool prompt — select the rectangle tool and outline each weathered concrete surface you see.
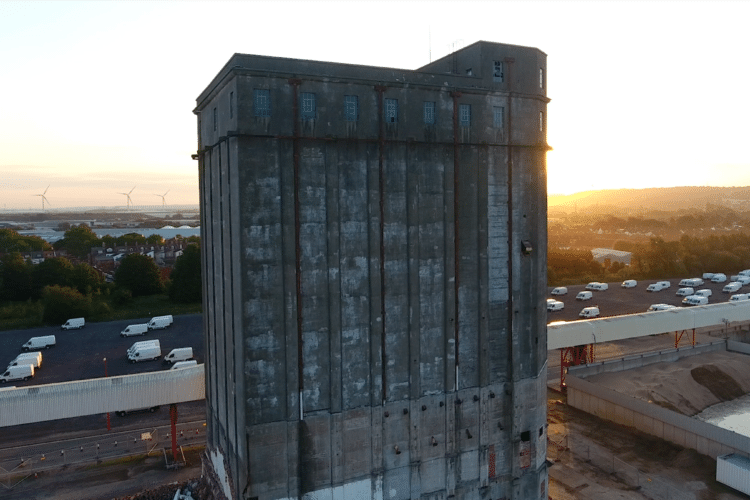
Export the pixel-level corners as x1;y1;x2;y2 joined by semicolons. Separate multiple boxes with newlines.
196;40;549;499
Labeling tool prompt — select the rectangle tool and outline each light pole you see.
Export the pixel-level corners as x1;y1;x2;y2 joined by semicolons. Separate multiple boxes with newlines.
104;357;111;431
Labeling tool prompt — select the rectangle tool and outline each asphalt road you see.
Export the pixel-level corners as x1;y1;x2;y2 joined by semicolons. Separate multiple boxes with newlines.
0;313;204;387
546;277;747;322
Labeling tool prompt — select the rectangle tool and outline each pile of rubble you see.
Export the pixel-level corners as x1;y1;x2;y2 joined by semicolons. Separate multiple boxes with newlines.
112;476;215;500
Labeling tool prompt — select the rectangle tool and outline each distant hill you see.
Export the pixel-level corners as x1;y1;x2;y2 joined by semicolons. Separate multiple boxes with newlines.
548;186;750;214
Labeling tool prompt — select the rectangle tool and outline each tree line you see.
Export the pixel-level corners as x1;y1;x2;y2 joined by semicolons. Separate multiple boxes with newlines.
549;233;750;286
0;227;201;326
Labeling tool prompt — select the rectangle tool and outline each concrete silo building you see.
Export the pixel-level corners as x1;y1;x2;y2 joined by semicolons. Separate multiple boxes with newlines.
194;40;550;500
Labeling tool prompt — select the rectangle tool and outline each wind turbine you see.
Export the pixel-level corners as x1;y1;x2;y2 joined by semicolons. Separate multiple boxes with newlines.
119;186;136;209
154;190;170;206
33;185;51;210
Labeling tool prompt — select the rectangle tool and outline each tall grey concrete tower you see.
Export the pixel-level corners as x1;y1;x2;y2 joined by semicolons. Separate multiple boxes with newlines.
194;41;549;500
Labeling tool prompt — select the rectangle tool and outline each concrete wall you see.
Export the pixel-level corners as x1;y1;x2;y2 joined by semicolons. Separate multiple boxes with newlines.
567;374;750;460
196;41;549;500
566;342;750;460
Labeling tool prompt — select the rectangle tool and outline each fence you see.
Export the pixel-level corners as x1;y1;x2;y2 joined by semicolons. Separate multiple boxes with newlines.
548;433;694;500
0;420;206;490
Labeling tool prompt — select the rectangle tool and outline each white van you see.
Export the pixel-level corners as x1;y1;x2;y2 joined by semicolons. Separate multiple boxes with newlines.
163;347;194;364
730;293;750;302
547;300;564;312
579;306;600;318
647;282;669;292
682;295;708;306
147;315;173;330
679;278;703;287
128;339;160;355
550;287;567;296
736;276;750;285
702;272;715;280
621;280;637;288
576;291;593;301
648;304;676;312
61;318;85;330
8;352;42;369
695;289;712;298
711;273;727;283
170;360;199;370
739;270;750;277
585;282;608;291
120;324;149;337
127;344;161;363
724;282;743;293
22;335;56;352
0;364;34;383
676;287;694;297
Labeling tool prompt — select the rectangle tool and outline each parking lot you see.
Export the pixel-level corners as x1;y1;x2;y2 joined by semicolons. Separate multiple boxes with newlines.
547;276;750;322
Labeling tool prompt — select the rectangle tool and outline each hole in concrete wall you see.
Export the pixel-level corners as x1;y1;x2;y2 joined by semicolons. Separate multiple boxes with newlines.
521;431;530;442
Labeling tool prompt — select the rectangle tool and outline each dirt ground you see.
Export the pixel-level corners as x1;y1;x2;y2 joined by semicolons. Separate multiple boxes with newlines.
547;386;749;499
0;447;204;500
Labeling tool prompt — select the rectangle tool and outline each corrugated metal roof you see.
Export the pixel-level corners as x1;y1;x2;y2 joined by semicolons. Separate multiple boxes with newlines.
0;365;205;427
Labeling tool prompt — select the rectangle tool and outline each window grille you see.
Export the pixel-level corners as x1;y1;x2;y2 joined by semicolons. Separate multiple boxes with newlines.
229;92;234;119
493;106;504;128
301;92;316;120
493;61;504;82
459;104;471;126
344;95;358;122
253;89;271;117
385;98;398;123
213;108;217;131
423;101;435;124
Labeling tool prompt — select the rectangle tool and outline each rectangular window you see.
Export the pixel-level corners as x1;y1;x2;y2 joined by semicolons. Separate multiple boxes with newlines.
540;68;544;89
301;92;316;120
539;111;544;132
229;92;234;119
213;107;217;131
459;104;471;126
423;101;435;124
344;95;358;122
384;98;398;123
493;61;504;83
493;106;504;128
253;89;271;117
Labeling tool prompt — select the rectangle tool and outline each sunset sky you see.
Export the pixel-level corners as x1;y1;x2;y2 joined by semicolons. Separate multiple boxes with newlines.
3;1;750;209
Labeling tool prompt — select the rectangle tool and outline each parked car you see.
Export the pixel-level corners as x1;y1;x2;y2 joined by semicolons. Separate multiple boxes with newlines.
682;295;708;306
621;280;637;288
736;276;750;286
61;318;85;330
550;287;567;296
21;335;56;352
711;273;727;283
585;282;608;291
702;272;715;280
576;291;593;301
724;282;743;293
695;289;712;297
676;287;694;297
729;294;750;302
647;281;670;292
648;304;677;312
547;300;564;312
579;306;600;318
679;278;703;287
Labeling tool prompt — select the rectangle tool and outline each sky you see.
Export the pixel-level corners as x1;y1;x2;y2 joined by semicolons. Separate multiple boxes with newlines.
3;1;750;209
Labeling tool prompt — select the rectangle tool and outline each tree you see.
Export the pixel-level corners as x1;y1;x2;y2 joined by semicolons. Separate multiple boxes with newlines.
54;225;100;259
169;244;201;303
114;254;163;297
146;234;164;245
72;262;104;295
116;233;147;246
41;285;91;325
0;253;33;301
31;257;75;299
